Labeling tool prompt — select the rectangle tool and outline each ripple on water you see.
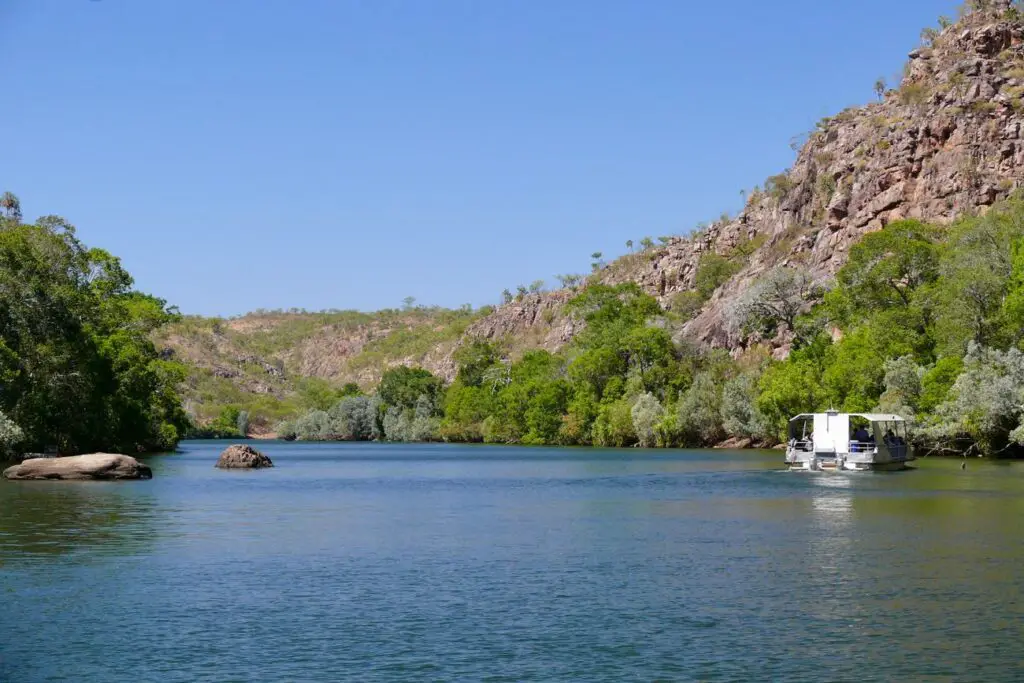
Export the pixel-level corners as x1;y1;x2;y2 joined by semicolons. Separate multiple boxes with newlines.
1;444;1023;682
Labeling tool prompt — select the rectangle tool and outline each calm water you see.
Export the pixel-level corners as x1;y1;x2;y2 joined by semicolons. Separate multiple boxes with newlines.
2;442;1023;682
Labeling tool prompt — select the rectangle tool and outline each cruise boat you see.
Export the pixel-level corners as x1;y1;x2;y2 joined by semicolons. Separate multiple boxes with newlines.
785;411;914;471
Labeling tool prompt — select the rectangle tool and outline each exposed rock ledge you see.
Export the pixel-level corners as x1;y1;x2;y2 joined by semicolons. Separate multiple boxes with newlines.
215;444;273;469
2;453;153;481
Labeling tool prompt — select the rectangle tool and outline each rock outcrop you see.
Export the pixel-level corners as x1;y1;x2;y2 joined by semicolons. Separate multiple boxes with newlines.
158;3;1024;410
461;290;580;354
466;3;1024;353
215;444;273;469
2;453;153;481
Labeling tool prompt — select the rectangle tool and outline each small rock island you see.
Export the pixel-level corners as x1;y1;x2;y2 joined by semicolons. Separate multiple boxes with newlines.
2;453;153;480
215;444;273;469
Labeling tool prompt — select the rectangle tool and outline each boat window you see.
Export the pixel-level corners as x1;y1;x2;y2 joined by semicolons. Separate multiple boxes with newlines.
850;417;874;447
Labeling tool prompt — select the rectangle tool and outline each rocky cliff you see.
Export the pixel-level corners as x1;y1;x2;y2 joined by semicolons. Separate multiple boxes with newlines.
161;3;1024;420
467;1;1024;351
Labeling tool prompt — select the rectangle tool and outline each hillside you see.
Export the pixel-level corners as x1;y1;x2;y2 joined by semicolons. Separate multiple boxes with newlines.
160;1;1024;432
474;0;1024;351
155;306;487;430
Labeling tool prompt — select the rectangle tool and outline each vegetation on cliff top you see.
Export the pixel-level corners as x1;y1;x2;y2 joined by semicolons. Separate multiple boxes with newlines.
156;303;488;435
96;0;1024;455
280;194;1024;457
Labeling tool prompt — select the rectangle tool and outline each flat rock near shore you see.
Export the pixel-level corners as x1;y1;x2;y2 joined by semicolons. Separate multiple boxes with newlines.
2;453;153;480
215;444;273;469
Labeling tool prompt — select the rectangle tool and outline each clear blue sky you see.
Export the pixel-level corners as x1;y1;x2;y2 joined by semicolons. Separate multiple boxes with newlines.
2;0;959;316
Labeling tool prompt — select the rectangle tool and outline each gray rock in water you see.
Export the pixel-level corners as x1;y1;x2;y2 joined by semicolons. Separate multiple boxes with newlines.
215;444;273;469
2;453;153;480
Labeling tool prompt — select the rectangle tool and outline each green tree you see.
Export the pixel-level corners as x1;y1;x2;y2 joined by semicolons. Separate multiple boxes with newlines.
440;383;493;442
559;388;599;445
874;77;887;100
568;347;625;398
339;382;363;397
0;192;22;222
555;273;584;290
721;373;770;440
622;326;677;395
922;344;1024;456
694;253;741;300
523;379;570;444
0;209;187;454
567;283;661;350
631;392;664;447
934;209;1020;352
838;220;942;314
821;327;886;411
0;410;24;458
592;396;636;447
453;339;501;388
876;355;923;417
676;371;726;445
755;338;831;440
727;267;823;340
378;366;443;412
297;377;345;411
328;395;381;440
918;356;964;413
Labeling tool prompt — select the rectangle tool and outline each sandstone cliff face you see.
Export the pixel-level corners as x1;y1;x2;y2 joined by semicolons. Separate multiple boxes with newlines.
461;291;580;355
464;4;1024;353
162;4;1024;413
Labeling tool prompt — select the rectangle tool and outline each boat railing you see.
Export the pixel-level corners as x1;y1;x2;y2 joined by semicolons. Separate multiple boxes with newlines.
884;441;910;461
789;438;814;452
849;440;877;453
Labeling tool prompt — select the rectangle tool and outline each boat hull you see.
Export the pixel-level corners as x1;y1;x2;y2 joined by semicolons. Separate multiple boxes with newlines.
786;451;914;472
786;459;912;472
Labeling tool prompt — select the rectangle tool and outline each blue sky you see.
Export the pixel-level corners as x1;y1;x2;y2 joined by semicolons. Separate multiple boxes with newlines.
2;0;959;316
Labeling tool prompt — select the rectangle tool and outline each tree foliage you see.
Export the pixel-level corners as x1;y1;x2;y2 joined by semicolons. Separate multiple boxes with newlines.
694;253;740;300
727;267;824;340
0;197;188;455
279;194;1024;457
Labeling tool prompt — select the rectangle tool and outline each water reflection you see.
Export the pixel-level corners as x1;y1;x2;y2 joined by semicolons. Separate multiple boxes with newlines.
0;481;159;564
2;444;1023;682
806;476;855;569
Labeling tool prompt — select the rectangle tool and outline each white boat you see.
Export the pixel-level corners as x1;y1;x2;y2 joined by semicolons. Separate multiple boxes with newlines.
785;411;914;471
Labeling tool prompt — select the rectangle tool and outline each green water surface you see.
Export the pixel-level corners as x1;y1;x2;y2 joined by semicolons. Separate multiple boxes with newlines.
1;441;1022;682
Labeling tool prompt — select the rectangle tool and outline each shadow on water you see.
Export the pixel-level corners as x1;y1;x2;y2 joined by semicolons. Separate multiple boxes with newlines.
0;480;159;565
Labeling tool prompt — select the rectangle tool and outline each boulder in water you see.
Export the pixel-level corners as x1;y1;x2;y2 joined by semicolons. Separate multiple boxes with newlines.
215;444;273;469
2;453;153;481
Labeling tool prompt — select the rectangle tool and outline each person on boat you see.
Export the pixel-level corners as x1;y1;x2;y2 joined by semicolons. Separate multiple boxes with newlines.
852;425;871;451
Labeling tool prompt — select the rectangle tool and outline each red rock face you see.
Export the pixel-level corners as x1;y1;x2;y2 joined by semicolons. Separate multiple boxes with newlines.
158;5;1024;393
464;6;1024;357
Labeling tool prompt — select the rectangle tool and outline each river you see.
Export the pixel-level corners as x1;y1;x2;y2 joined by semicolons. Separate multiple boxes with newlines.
1;441;1022;682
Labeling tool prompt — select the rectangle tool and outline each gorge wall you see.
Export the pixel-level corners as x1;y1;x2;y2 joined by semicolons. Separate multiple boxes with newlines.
160;2;1024;417
467;2;1024;351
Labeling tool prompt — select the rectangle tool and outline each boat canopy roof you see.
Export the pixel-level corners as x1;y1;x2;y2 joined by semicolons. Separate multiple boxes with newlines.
788;412;907;423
